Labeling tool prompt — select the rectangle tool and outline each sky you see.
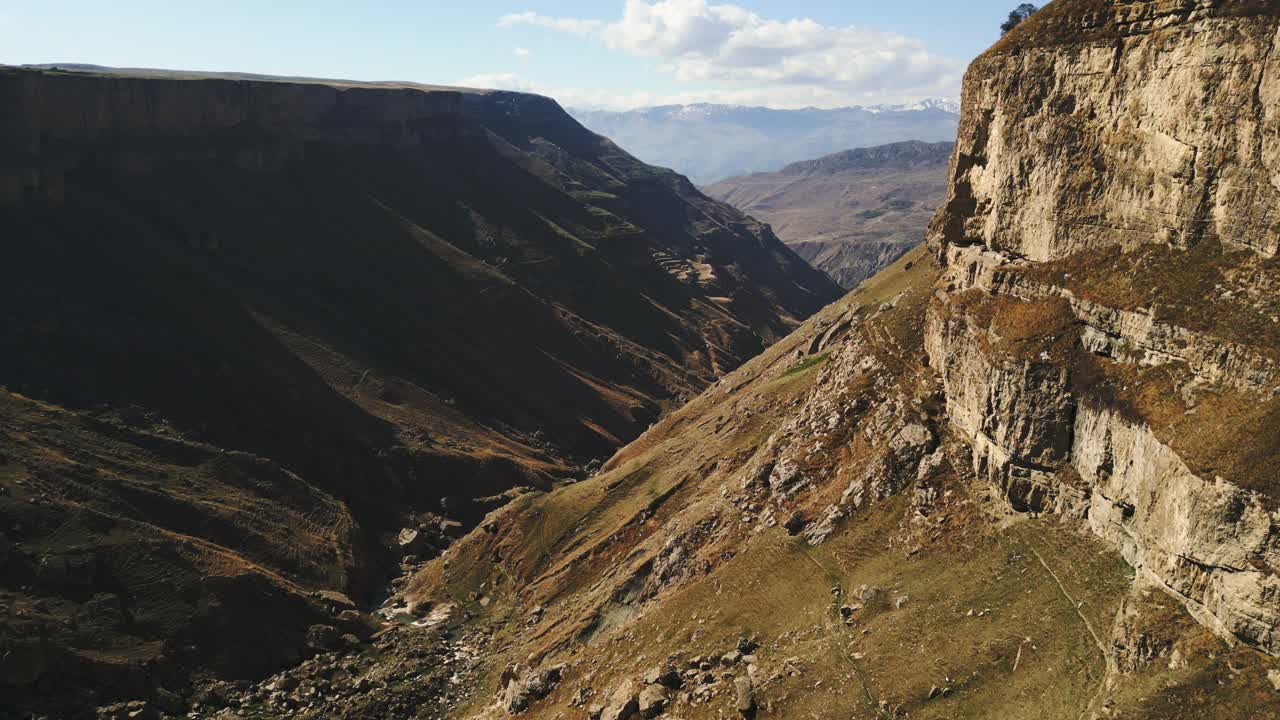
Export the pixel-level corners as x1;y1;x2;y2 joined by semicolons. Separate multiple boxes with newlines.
0;0;1022;110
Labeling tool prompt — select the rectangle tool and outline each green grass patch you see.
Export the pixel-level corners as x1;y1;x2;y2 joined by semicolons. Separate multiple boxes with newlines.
781;351;830;377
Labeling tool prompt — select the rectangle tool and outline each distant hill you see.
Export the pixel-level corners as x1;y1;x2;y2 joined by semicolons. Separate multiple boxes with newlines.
707;140;953;288
568;101;958;185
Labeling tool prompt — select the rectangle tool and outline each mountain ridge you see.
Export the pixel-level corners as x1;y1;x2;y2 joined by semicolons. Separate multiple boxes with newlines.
568;102;959;184
707;140;953;288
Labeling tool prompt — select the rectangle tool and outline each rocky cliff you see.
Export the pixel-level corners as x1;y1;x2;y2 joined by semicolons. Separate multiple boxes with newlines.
927;0;1280;655
0;65;841;716
380;3;1280;720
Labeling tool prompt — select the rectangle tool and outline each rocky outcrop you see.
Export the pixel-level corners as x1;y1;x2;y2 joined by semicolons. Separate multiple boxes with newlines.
927;0;1280;654
933;1;1280;260
1077;404;1280;652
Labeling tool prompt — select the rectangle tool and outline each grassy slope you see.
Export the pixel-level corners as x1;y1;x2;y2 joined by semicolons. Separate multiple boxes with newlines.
409;246;1280;719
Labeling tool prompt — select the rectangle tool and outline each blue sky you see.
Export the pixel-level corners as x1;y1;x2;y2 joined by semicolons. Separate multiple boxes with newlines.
1;1;1022;109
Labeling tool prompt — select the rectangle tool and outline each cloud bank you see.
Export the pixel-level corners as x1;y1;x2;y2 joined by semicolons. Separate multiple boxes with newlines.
485;0;962;109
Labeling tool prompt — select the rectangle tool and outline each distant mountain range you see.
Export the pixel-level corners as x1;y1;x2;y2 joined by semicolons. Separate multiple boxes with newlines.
568;101;959;184
707;140;954;288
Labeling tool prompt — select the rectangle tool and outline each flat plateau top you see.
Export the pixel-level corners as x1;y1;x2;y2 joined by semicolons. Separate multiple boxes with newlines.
3;63;494;94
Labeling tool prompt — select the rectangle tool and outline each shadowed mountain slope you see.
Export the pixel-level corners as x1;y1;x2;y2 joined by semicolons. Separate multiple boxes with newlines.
0;65;841;709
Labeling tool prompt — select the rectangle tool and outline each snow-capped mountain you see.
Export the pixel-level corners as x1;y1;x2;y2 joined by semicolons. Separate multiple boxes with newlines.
568;101;960;184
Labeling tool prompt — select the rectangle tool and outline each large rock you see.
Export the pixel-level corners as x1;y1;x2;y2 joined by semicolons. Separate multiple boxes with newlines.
501;664;564;714
600;680;639;720
637;684;668;718
930;3;1280;260
733;675;754;715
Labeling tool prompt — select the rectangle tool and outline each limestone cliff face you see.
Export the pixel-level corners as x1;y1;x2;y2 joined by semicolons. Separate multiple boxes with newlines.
927;0;1280;653
934;0;1279;260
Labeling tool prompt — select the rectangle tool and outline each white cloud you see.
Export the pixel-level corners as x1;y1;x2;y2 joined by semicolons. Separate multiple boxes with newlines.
496;0;962;108
513;47;532;61
451;72;948;112
455;72;541;93
498;11;603;36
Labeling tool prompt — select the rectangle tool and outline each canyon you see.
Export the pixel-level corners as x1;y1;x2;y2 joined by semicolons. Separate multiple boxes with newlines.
3;1;1280;719
0;65;839;717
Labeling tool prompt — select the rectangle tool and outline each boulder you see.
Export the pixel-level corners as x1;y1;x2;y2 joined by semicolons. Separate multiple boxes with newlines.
37;552;96;587
638;683;668;718
783;512;808;535
397;527;430;557
77;592;128;631
305;624;341;650
643;664;683;689
854;584;883;604
600;680;639;720
0;640;45;687
501;663;563;713
733;675;754;715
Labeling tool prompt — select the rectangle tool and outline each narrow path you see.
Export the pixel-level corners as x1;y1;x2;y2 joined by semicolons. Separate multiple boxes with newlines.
1028;545;1114;720
802;548;893;720
1028;546;1106;654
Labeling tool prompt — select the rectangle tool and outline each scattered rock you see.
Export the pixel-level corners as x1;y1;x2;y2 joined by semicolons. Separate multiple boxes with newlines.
643;665;683;688
97;700;158;720
305;624;341;651
638;683;668;718
733;675;754;715
600;680;639;720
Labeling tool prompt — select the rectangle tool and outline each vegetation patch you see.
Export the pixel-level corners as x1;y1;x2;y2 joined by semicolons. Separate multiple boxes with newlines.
781;351;831;377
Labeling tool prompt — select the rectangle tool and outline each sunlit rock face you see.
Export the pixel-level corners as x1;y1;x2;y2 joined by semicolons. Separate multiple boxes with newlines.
927;0;1280;654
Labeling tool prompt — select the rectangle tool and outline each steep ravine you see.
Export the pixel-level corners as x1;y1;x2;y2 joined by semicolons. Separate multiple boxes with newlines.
388;3;1280;720
0;65;842;718
7;2;1280;718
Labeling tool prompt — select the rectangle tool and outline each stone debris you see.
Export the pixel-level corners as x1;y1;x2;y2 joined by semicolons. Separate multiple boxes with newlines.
600;680;640;720
733;675;754;715
501;663;564;713
637;683;668;718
